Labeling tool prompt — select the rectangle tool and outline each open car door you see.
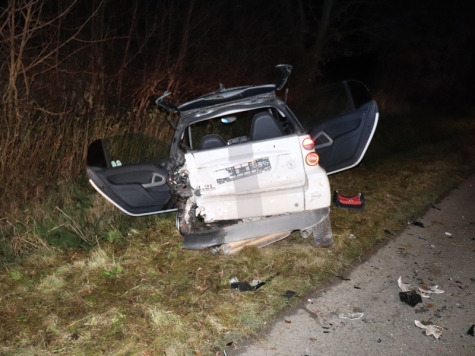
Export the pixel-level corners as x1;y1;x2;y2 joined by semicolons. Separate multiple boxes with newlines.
294;80;379;174
86;134;176;216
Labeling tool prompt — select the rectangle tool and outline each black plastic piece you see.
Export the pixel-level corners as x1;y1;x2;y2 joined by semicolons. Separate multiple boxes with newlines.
231;281;266;292
399;291;422;307
275;64;293;90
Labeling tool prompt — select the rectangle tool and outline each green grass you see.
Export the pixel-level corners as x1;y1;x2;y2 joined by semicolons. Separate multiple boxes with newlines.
0;111;475;355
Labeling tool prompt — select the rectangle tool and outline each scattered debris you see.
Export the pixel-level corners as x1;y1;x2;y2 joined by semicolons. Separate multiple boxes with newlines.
397;276;412;292
309;337;316;342
354;286;361;289
285;319;292;324
282;290;298;298
348;234;356;239
229;278;266;291
418;285;444;298
384;229;393;235
467;325;474;336
336;275;351;281
220;231;291;254
410;221;425;228
430;204;441;210
399;290;422;307
377;338;382;343
445;232;452;237
415;320;443;339
398;276;443;302
339;312;364;320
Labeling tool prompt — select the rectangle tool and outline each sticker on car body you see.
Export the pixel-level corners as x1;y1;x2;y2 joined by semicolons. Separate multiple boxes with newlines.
215;157;271;184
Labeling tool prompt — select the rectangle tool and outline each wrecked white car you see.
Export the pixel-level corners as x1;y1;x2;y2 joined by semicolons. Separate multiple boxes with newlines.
86;65;378;253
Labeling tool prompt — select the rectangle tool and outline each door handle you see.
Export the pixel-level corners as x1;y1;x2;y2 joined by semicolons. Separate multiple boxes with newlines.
142;173;166;188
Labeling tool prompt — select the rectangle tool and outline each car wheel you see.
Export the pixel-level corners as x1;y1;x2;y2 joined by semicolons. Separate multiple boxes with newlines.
312;216;333;248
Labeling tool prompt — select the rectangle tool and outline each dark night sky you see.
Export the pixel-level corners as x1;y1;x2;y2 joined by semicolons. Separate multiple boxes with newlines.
2;0;474;110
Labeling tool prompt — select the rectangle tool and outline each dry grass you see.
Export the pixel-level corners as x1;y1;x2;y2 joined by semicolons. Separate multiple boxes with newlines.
1;112;475;355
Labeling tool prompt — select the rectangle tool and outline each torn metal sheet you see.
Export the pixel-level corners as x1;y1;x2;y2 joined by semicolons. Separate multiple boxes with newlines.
414;320;443;339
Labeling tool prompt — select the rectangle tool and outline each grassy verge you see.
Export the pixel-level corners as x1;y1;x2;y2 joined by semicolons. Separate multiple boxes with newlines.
1;111;475;355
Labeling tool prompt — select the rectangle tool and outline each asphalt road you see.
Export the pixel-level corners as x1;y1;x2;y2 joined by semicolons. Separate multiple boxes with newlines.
227;173;475;356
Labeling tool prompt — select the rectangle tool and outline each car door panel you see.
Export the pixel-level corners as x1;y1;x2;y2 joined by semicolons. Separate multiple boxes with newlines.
86;137;174;216
311;100;378;174
295;81;379;175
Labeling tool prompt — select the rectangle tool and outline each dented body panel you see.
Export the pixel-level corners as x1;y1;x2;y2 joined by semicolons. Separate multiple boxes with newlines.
185;135;306;221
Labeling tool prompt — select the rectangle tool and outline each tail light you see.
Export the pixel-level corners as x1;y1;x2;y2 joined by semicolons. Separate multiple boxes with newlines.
302;137;314;150
305;152;319;166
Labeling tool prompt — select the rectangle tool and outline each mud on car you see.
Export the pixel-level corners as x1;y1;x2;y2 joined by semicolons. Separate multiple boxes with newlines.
86;65;379;253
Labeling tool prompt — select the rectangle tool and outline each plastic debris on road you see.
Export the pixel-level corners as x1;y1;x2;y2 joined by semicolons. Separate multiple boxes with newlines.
445;232;452;237
398;276;422;306
415;320;443;339
418;285;444;298
339;312;364;320
397;276;412;292
399;290;422;307
398;276;444;300
410;221;425;228
467;324;475;336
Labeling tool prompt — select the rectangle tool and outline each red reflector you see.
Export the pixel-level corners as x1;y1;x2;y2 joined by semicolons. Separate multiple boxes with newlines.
302;138;314;150
305;152;319;166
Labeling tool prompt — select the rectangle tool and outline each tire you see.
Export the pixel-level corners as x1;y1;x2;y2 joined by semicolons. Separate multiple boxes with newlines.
312;216;333;248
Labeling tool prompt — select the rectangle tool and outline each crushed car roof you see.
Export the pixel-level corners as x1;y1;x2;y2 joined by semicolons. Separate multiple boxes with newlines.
156;84;276;113
156;64;293;113
177;84;276;112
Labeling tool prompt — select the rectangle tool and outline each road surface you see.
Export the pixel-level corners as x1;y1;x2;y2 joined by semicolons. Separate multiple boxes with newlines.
227;173;475;356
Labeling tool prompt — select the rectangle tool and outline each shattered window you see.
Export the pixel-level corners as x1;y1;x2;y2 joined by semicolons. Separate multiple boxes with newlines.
103;134;169;167
183;107;292;151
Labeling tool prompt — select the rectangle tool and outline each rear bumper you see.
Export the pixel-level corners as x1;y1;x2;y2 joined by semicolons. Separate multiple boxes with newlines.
182;207;330;250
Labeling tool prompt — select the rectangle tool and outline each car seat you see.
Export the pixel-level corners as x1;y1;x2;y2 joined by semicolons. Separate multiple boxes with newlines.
199;134;226;150
250;112;285;141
